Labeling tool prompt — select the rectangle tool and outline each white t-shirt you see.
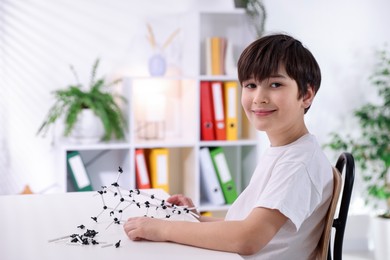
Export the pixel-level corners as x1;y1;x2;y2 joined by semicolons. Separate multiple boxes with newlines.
225;134;333;260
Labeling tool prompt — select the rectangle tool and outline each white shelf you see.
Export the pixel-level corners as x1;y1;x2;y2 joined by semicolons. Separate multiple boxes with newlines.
57;9;259;212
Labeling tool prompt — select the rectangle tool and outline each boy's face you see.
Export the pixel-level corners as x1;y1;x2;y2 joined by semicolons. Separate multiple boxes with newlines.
241;65;314;143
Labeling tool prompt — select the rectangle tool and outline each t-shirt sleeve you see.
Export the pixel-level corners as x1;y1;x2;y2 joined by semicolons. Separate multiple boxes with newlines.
254;162;321;231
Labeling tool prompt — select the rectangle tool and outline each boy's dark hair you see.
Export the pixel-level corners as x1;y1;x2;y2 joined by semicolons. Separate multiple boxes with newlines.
237;33;321;113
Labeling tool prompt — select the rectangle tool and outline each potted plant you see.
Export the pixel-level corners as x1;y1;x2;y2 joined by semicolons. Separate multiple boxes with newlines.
37;59;127;143
324;48;390;259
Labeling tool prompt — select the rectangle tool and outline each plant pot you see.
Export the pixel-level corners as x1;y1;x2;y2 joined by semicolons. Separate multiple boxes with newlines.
70;109;104;144
372;215;390;260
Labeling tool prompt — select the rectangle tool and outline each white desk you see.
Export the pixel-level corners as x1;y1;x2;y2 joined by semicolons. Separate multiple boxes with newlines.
0;191;242;260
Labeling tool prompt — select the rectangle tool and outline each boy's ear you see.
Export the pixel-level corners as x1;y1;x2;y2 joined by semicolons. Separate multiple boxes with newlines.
302;85;315;109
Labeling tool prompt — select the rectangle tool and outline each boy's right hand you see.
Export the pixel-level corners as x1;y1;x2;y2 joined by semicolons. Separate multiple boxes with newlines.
168;194;223;223
167;194;199;215
167;194;195;207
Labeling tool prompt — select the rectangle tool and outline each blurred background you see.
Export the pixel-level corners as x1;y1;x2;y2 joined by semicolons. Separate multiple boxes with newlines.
1;0;390;259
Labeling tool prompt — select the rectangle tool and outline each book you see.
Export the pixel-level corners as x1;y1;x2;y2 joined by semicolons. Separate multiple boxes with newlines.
67;151;93;191
219;37;227;75
207;37;227;75
205;37;212;75
211;37;222;75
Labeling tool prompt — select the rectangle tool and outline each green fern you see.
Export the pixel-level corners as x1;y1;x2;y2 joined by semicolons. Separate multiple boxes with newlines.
37;58;127;141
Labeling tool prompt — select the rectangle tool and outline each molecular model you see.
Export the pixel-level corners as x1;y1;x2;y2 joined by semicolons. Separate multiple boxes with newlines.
49;166;198;248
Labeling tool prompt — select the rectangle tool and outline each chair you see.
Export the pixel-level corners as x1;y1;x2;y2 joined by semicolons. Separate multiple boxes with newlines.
316;152;355;260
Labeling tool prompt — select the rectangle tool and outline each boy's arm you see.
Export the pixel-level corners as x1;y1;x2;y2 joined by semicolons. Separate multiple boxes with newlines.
197;215;223;222
124;207;287;255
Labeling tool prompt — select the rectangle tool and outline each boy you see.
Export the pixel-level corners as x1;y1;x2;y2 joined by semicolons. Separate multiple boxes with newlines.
123;33;333;259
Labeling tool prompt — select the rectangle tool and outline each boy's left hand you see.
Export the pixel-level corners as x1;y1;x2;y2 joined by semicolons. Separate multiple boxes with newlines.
123;217;168;242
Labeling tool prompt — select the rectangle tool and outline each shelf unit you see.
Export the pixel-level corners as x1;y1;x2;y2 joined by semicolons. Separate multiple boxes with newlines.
57;9;259;212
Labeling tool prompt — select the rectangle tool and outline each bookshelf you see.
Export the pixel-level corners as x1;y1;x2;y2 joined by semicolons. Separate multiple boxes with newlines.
57;9;260;212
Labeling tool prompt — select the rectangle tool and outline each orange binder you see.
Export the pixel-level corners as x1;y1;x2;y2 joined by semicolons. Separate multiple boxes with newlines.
224;81;238;140
200;81;216;141
149;148;169;193
211;81;226;140
135;149;151;189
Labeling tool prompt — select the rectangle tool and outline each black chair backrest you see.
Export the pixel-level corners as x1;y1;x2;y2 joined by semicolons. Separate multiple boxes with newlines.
328;152;355;260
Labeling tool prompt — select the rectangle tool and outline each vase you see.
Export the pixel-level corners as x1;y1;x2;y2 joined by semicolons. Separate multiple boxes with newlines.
70;109;104;144
148;52;167;76
372;215;390;260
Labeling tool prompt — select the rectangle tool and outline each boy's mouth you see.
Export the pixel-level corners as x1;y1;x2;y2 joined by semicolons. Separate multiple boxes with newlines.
252;109;276;116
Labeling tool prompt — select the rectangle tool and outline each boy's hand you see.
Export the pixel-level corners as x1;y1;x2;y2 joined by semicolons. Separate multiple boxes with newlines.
167;194;194;207
167;194;199;216
123;217;168;242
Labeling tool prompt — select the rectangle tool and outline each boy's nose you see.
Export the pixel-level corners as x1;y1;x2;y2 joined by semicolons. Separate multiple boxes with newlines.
253;88;269;104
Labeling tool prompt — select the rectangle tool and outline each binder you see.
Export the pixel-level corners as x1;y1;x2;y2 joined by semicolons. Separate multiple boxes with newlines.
135;149;151;189
211;81;226;140
67;151;93;191
199;147;225;205
200;81;216;141
149;148;169;193
210;147;237;204
224;81;238;140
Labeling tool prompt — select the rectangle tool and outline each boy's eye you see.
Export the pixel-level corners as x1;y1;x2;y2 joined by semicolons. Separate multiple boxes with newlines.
245;83;257;89
270;83;282;88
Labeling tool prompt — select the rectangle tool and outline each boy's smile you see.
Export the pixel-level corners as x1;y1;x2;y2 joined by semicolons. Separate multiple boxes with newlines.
241;66;314;146
252;108;277;116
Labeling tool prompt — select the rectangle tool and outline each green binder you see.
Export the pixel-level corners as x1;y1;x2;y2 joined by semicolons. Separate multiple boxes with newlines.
209;147;238;204
67;151;93;191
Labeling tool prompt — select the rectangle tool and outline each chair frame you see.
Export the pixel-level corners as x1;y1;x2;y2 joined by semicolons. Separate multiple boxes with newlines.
317;152;355;260
317;167;342;259
329;152;355;260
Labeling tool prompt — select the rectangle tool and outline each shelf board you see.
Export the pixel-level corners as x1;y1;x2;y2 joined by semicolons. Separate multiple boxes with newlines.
133;139;196;148
199;9;246;15
199;139;257;147
59;140;130;151
199;75;239;82
199;203;231;212
127;75;197;81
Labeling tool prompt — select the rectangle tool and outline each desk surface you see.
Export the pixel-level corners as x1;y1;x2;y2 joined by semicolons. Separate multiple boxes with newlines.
0;191;242;260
